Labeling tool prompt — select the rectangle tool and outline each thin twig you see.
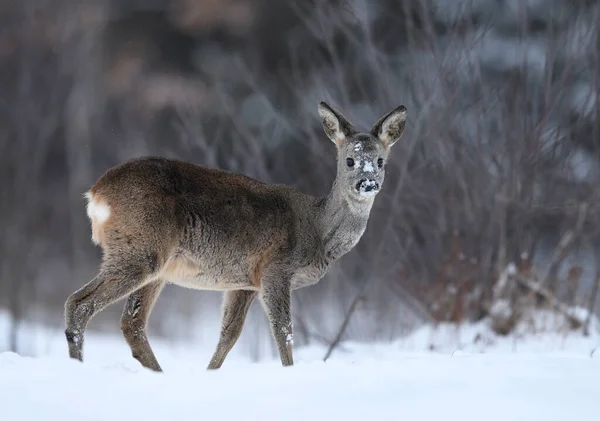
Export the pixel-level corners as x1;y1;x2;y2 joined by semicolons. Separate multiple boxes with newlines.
584;269;600;336
542;202;588;287
323;291;366;362
513;273;583;328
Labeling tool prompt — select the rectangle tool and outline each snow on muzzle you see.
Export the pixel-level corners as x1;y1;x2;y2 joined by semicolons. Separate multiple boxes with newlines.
356;179;379;197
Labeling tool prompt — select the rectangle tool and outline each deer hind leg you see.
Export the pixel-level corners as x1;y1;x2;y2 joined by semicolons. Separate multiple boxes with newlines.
64;255;158;362
120;279;165;372
260;279;293;367
207;290;257;370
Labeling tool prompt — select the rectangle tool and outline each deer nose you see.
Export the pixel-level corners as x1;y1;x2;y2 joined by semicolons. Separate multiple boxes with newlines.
356;179;379;193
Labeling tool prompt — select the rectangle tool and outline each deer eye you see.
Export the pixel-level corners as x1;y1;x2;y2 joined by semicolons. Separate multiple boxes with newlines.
377;158;384;168
346;158;355;167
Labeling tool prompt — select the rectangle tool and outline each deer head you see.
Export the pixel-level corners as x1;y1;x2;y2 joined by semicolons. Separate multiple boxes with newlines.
318;101;407;202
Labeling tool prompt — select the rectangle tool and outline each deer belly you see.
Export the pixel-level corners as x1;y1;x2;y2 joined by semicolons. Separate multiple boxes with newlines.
158;255;256;291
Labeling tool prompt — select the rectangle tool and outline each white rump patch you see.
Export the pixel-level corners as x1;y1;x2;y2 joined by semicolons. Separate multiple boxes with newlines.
85;192;110;222
84;191;111;245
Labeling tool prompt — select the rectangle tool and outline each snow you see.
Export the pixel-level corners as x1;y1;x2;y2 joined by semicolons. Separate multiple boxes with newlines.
363;160;374;172
2;350;599;421
489;298;513;320
282;323;293;345
1;312;600;421
362;180;376;188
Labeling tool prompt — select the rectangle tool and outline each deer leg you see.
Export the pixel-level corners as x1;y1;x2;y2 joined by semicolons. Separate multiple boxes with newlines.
207;290;257;370
120;279;165;372
260;280;293;367
64;258;155;362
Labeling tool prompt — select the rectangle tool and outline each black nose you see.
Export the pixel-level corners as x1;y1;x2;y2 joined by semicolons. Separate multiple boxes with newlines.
356;179;379;192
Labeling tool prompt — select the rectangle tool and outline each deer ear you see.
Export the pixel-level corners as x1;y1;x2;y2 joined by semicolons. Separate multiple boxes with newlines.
371;105;407;148
318;101;356;146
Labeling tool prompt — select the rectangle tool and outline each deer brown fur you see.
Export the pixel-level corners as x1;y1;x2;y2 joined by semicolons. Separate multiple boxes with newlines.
64;101;407;371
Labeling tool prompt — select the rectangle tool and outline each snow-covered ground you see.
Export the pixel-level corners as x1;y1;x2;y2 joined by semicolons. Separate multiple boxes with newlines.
1;311;600;421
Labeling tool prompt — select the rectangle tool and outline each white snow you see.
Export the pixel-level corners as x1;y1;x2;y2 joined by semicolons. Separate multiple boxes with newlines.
282;324;293;345
1;312;599;421
2;350;599;421
363;160;374;172
489;299;513;320
363;180;376;187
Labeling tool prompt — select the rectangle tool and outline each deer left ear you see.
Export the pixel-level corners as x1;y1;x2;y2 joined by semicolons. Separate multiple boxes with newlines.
371;105;407;148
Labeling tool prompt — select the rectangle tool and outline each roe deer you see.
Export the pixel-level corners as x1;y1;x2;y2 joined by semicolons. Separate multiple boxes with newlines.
64;101;407;371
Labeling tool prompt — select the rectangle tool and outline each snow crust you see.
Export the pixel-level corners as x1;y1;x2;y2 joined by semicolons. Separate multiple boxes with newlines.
1;311;599;421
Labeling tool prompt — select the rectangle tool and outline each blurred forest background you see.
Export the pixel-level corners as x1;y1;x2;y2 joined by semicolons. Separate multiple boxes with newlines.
2;0;600;359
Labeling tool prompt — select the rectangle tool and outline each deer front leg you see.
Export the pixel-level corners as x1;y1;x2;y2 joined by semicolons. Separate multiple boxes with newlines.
260;278;293;367
207;290;257;370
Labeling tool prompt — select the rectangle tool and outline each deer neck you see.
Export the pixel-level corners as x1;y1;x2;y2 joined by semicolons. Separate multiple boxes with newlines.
317;178;374;263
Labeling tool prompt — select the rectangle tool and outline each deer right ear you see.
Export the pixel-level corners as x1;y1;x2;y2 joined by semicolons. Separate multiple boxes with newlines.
318;101;356;146
371;105;407;148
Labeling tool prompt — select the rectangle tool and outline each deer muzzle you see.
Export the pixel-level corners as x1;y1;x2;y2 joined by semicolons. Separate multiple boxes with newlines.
356;179;379;196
